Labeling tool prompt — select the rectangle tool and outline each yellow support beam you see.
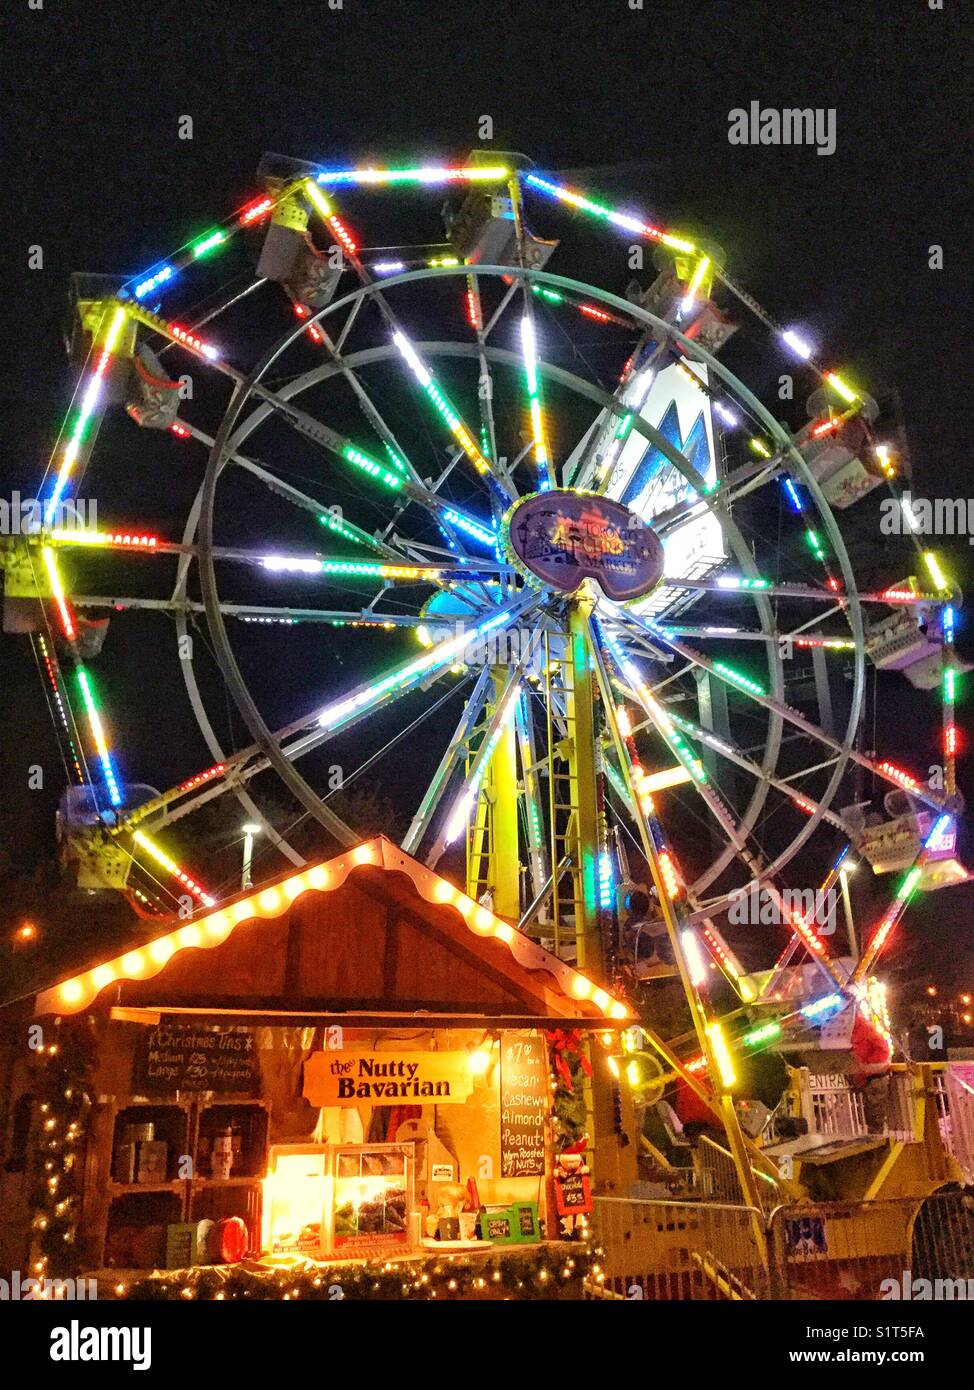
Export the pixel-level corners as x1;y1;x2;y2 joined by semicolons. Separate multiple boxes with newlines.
490;668;521;920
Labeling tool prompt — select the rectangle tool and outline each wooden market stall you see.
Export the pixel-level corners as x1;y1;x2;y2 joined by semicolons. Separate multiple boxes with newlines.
0;836;634;1279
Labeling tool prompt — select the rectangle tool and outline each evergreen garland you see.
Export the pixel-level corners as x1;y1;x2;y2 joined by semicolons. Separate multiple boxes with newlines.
547;1029;590;1152
115;1243;605;1300
28;1017;94;1279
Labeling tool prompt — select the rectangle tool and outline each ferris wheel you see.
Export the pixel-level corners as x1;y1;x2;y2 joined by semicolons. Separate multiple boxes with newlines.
9;152;966;1195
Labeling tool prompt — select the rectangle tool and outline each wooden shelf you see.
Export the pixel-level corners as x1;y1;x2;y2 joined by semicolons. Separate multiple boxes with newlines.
192;1176;263;1189
108;1181;185;1196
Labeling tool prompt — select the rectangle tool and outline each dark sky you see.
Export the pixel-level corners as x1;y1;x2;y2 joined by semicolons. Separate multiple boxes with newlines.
2;0;972;994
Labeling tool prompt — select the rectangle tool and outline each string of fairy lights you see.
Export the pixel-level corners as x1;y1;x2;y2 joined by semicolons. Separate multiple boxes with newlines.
25;156;962;1086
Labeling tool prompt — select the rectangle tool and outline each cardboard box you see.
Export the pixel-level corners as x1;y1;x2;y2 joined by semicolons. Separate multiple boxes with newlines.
478;1201;540;1245
137;1140;168;1184
113;1143;136;1184
165;1223;199;1270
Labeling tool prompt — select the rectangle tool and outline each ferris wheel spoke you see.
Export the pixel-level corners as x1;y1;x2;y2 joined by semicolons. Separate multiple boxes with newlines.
298;210;519;509
659;706;849;833
229;374;506;546
401;666;494;855
605;605;859;889
67;593;446;627
462;276;505;484
123;593;540;835
659;624;854;652
652;456;780;537
601;749;759;998
50;531;507;586
481;279;521;340
568;345;657;494
600;728;850;989
653;572;938;607
173;334;479;564
293;310;425;488
252;591;540;762
597;624;786;893
175;420;413;562
604;725;849;925
505;177;555;492
426;643;542;868
615;607;948;813
584;605;793;1146
389;328;518;504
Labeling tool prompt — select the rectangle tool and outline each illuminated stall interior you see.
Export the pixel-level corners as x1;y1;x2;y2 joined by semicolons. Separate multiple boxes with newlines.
1;837;630;1272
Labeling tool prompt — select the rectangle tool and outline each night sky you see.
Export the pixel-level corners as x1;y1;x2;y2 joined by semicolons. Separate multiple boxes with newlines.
2;0;972;1001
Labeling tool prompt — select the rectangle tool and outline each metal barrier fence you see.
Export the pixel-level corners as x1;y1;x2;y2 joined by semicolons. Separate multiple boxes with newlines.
589;1189;974;1300
933;1066;974;1184
769;1189;974;1299
588;1196;770;1300
696;1135;781;1213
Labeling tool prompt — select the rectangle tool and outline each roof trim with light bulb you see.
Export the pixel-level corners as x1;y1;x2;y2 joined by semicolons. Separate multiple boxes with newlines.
34;835;633;1021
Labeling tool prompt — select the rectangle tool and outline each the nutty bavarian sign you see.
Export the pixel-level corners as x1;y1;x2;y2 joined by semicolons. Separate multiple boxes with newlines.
505;489;664;602
303;1051;475;1106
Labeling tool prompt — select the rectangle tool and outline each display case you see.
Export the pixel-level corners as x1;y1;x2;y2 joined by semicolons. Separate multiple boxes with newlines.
332;1143;411;1256
263;1142;414;1258
263;1145;331;1256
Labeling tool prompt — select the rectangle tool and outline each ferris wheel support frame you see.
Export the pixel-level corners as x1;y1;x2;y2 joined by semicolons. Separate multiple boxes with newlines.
586;594;771;1241
27;162;961;1216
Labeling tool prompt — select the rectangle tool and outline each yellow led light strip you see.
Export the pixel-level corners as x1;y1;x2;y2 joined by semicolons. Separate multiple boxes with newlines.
132;829;215;908
35;837;633;1020
640;765;693;793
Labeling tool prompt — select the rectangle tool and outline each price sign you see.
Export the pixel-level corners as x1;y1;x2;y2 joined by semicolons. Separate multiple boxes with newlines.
554;1170;592;1217
133;1027;260;1095
499;1033;547;1178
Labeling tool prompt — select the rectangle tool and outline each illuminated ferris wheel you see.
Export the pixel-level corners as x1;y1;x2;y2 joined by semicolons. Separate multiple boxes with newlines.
8;151;966;1201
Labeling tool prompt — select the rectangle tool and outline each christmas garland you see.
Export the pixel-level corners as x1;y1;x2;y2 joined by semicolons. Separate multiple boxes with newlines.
28;1016;94;1279
547;1028;591;1152
113;1244;606;1300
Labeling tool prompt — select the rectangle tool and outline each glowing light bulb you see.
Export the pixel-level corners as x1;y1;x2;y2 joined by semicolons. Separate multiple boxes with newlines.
149;937;175;964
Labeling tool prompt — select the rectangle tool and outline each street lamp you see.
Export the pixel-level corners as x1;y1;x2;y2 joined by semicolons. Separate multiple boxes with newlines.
241;824;261;891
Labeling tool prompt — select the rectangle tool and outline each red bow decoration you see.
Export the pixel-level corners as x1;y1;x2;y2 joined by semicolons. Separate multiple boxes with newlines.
546;1028;593;1089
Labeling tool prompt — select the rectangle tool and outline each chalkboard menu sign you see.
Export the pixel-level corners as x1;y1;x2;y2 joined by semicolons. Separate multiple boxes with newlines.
133;1027;260;1095
499;1032;547;1178
554;1170;592;1217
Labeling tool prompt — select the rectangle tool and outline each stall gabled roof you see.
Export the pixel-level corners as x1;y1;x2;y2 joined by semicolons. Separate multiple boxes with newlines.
33;836;633;1026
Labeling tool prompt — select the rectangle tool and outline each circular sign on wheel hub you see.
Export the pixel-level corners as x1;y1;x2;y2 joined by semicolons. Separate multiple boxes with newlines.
503;489;664;602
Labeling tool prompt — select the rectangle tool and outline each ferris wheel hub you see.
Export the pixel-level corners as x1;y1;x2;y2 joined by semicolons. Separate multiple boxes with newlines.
504;489;664;603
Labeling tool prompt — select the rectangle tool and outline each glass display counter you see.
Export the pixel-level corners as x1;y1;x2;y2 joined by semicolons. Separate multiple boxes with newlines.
264;1142;413;1257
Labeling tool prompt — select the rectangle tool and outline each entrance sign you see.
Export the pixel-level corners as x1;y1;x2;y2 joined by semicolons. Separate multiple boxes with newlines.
303;1051;474;1106
505;489;664;601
